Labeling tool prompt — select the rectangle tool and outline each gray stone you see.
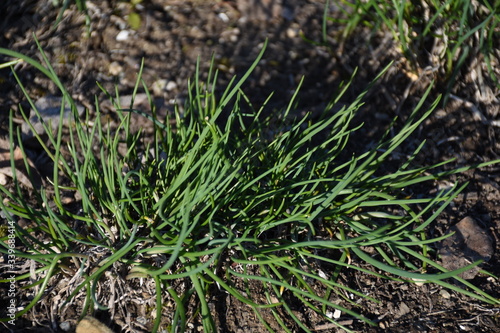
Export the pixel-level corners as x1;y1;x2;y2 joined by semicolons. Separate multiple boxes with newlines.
439;217;494;279
21;96;84;141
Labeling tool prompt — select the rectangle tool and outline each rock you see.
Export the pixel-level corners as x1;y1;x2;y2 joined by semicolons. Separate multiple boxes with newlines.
438;217;494;279
152;79;167;95
116;29;131;41
165;80;178;92
76;316;114;333
21;96;84;144
397;302;411;318
439;289;451;299
59;321;71;332
108;61;123;76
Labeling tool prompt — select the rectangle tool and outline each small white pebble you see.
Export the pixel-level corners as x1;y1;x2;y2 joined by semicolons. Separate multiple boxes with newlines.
152;79;167;95
286;27;298;38
59;321;71;332
439;289;451;299
166;81;177;91
218;12;229;22
230;34;238;43
411;278;426;286
116;30;130;41
0;173;7;185
269;296;279;304
333;309;342;319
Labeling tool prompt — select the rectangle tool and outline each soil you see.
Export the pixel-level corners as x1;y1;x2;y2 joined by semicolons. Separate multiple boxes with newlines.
0;0;499;332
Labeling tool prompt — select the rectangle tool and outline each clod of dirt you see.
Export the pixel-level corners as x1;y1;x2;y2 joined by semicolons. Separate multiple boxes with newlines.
438;216;494;279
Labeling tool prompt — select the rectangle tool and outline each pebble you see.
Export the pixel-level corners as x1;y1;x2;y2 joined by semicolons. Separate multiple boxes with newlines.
396;302;410;318
0;173;7;185
59;321;71;331
108;61;123;76
116;30;131;41
166;81;178;91
286;27;298;39
218;12;229;22
439;289;451;299
412;278;426;286
76;316;114;333
152;79;167;95
21;96;84;143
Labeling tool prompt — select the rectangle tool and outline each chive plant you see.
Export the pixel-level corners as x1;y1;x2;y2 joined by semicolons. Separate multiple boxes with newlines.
0;39;498;333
